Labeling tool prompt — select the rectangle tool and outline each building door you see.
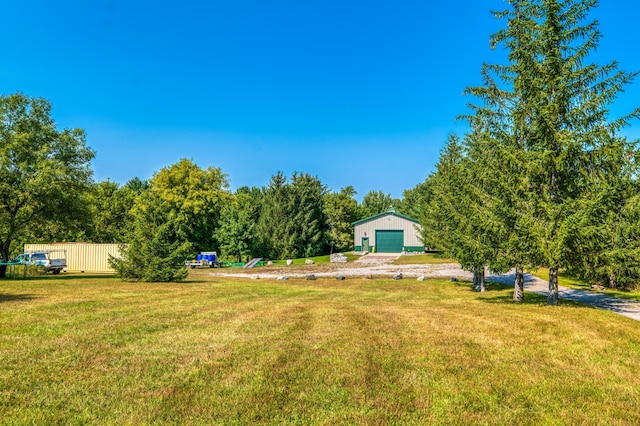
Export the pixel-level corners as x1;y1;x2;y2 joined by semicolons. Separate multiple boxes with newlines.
375;230;404;253
362;237;370;253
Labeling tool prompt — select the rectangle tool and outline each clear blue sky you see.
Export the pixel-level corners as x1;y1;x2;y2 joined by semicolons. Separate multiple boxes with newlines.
2;1;639;199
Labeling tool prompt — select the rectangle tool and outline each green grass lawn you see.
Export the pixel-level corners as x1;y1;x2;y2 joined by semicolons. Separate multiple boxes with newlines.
2;274;640;424
270;253;361;266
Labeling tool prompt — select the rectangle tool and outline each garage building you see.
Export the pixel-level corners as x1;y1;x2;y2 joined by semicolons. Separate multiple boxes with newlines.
353;208;424;253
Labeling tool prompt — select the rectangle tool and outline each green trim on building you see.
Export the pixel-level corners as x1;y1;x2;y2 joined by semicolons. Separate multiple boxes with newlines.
352;207;419;226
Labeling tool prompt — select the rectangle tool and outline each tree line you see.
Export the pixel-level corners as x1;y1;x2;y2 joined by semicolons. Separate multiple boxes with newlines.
0;98;421;279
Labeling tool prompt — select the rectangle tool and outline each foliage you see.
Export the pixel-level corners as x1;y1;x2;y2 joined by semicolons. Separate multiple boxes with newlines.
0;93;95;277
287;172;327;258
215;190;257;262
150;158;230;253
109;190;192;282
256;172;327;259
84;180;138;243
323;186;359;252
256;172;289;259
461;0;640;300
419;134;506;291
399;180;431;220
360;190;400;218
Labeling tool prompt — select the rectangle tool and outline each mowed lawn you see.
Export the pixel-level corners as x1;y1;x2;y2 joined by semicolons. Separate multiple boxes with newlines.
1;275;640;424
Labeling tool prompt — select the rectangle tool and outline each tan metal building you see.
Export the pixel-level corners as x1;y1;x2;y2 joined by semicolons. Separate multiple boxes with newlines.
23;243;124;273
352;208;424;253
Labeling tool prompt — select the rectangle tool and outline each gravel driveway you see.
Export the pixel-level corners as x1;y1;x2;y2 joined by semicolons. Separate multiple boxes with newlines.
489;271;640;322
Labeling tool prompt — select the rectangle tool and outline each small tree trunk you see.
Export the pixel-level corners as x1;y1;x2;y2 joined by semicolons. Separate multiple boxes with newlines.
513;265;524;302
609;270;617;289
472;265;486;292
548;266;559;305
472;267;478;290
0;241;10;279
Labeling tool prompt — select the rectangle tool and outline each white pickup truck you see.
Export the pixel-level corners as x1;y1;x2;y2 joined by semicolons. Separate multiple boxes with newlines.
14;251;67;274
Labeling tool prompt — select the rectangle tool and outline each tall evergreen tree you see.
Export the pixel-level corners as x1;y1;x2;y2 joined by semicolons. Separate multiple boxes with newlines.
287;173;327;258
420;134;507;292
257;172;289;259
466;0;639;304
110;190;193;282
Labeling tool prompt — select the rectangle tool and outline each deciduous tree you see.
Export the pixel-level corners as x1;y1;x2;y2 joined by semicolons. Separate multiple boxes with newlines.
324;186;359;253
0;94;94;277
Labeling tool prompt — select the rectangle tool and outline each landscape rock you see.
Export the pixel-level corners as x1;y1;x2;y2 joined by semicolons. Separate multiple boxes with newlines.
393;273;403;280
286;259;293;266
266;261;273;266
330;253;348;263
417;275;425;281
450;277;458;282
305;259;314;265
336;275;346;281
306;274;316;280
277;275;288;281
591;284;606;290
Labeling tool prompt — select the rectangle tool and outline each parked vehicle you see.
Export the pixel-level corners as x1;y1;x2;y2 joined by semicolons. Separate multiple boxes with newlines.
185;251;221;268
13;250;67;274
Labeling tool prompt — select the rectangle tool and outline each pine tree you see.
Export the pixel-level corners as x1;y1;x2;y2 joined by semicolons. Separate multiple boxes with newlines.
466;0;639;304
420;134;506;292
256;172;290;259
109;191;193;282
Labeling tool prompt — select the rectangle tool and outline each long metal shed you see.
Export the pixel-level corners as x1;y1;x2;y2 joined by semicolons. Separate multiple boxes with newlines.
352;208;424;253
23;243;124;273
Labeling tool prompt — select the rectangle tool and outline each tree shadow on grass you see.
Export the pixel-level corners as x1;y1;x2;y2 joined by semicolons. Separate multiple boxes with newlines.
476;288;591;309
0;293;38;303
6;274;117;281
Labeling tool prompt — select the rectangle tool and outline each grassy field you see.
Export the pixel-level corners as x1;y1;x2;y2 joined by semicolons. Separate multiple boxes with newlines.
2;274;640;424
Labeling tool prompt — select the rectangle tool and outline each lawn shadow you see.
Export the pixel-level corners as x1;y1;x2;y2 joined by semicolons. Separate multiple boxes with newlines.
0;293;38;303
476;287;597;309
9;274;117;281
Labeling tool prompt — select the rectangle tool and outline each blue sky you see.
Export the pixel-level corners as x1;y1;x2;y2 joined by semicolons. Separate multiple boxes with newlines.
2;1;640;199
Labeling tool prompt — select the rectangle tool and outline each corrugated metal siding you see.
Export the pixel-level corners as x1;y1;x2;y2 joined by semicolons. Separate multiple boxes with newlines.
353;213;423;250
23;243;124;273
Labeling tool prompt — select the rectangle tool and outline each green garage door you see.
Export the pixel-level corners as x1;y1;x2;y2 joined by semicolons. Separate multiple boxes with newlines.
375;230;404;253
